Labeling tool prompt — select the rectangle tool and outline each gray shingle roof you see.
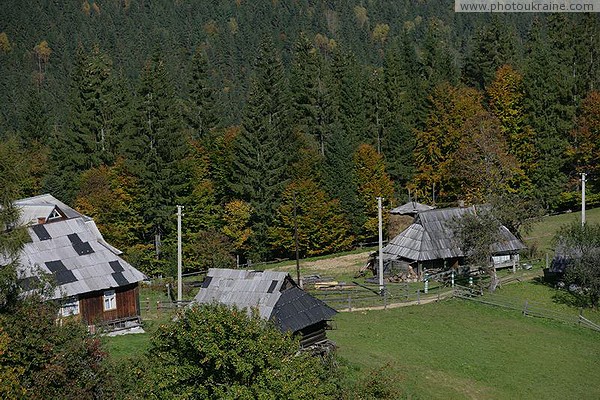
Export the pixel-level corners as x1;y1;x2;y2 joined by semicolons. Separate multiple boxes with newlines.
383;206;526;262
194;268;337;333
389;201;435;215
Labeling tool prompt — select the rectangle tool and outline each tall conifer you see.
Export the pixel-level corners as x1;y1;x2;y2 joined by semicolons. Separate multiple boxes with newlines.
229;37;290;261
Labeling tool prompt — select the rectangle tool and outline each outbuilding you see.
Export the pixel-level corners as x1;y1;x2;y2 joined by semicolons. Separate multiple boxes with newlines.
194;268;337;349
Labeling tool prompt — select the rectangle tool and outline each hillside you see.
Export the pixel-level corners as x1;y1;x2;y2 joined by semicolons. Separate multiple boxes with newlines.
1;2;599;277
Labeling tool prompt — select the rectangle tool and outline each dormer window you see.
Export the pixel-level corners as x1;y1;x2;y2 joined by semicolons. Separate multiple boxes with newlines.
47;208;62;221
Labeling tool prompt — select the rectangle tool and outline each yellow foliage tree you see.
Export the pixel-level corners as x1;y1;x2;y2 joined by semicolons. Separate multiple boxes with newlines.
372;23;390;45
0;32;12;53
269;180;354;257
222;200;253;253
354;144;394;241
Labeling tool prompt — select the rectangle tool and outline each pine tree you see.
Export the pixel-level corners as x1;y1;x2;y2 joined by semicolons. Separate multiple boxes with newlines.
228;37;290;261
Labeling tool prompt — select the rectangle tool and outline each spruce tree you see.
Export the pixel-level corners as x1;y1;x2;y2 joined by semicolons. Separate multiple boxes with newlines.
123;52;189;272
187;48;219;141
524;17;574;208
463;18;517;90
381;40;417;190
290;34;338;157
229;37;290;261
331;48;368;147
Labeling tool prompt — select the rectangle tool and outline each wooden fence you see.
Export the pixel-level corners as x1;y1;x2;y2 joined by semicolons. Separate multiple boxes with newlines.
139;299;192;319
311;282;454;311
453;285;600;333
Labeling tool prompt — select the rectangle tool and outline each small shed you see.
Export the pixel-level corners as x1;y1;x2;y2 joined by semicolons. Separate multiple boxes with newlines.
194;268;337;348
10;194;146;330
370;206;526;278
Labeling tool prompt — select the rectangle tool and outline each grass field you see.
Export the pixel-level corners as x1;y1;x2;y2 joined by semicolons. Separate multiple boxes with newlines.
105;208;600;396
523;207;600;253
330;299;600;399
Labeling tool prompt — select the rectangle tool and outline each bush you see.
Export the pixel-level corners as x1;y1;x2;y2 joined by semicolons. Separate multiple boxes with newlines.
134;303;337;399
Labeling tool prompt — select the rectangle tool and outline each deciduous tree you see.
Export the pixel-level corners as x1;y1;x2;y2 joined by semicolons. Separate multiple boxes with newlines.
136;303;336;398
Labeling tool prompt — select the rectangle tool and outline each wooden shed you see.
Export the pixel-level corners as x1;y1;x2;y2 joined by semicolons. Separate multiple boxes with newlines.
12;194;146;330
194;268;337;349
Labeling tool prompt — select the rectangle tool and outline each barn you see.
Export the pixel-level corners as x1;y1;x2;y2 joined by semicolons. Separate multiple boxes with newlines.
12;194;146;330
369;205;526;279
194;268;337;349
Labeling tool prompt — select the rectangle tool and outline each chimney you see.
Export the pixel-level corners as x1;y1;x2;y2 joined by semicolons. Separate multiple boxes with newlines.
37;217;46;224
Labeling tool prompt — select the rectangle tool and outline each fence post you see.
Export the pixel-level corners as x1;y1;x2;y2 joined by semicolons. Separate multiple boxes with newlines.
347;293;352;312
146;298;150;313
523;300;528;316
404;283;409;300
417;290;420;305
384;290;387;310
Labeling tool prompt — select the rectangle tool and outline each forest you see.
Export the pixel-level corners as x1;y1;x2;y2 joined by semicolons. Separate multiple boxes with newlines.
1;0;599;276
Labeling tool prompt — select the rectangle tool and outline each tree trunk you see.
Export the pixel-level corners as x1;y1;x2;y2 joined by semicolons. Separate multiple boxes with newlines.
489;266;499;292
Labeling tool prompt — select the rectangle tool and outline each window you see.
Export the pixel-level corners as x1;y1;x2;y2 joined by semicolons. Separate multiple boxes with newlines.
60;296;79;317
47;208;63;221
103;290;116;311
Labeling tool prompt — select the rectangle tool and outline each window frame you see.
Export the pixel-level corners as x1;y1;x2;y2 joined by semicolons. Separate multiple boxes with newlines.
60;296;80;317
103;289;117;311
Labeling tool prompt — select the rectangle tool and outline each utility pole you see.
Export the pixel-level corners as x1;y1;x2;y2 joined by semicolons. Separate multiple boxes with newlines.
293;191;301;288
377;197;384;294
177;205;183;303
582;173;587;227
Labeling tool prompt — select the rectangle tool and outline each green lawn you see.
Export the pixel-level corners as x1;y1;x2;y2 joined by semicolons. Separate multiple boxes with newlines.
330;299;600;399
524;207;600;253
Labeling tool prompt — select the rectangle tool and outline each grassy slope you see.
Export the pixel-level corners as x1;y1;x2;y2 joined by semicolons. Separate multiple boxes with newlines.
105;209;600;394
523;207;600;253
330;300;600;400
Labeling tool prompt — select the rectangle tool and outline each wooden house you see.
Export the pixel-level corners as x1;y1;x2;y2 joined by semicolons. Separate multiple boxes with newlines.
12;194;146;330
194;268;337;349
369;206;526;279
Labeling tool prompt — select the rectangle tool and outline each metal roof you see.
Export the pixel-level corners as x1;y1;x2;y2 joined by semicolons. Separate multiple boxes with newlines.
390;201;435;215
383;206;526;262
194;268;337;332
14;214;145;300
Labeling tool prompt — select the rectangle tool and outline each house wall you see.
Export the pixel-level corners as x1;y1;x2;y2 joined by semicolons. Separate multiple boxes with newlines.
79;283;140;325
297;321;330;348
